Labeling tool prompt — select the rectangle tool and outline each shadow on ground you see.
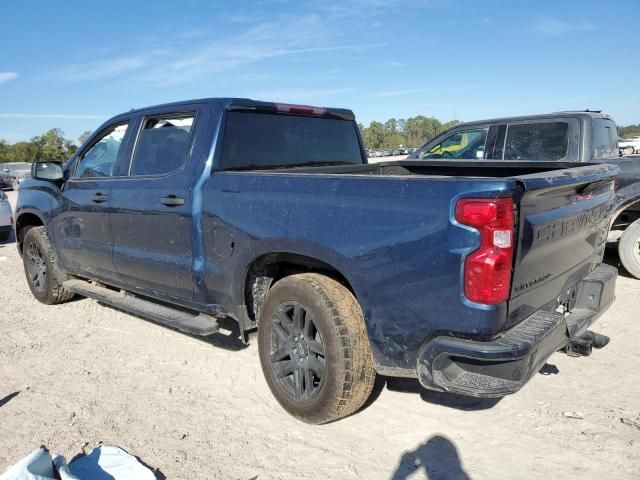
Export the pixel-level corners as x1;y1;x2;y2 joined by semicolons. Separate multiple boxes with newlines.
0;391;20;408
390;435;471;480
384;378;501;411
361;361;561;413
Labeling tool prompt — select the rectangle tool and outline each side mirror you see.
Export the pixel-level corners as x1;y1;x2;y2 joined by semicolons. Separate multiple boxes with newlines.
32;161;64;181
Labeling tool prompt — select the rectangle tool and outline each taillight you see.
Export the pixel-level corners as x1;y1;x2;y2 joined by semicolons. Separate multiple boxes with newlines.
455;197;515;304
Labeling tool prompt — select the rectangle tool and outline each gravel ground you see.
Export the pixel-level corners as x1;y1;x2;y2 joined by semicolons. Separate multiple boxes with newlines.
1;190;638;479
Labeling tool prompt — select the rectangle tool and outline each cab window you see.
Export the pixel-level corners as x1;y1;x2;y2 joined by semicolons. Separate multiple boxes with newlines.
592;118;618;159
75;123;129;178
419;128;488;160
130;114;195;176
504;122;568;160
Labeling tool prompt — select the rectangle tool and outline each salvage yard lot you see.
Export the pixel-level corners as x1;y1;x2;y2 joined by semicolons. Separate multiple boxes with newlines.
0;190;638;480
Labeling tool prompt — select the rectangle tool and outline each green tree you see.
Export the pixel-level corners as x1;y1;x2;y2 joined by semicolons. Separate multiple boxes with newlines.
79;130;93;144
10;142;39;163
31;128;75;162
364;121;385;149
619;124;640;138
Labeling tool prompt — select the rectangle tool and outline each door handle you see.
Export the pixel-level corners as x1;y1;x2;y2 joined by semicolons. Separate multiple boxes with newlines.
161;195;185;207
91;193;108;203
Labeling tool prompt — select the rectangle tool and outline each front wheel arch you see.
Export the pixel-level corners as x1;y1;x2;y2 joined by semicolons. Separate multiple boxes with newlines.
15;212;45;255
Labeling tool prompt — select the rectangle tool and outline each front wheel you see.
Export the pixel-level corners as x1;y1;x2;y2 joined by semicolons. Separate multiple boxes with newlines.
258;273;376;424
22;226;75;304
618;219;640;279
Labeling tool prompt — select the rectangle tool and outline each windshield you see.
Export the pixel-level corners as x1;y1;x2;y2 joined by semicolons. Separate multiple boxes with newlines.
220;111;363;170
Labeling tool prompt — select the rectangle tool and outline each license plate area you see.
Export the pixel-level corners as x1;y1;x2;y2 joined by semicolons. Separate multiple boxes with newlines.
553;285;579;316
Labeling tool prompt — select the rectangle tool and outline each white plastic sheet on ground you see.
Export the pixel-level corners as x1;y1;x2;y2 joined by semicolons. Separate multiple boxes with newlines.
0;445;156;480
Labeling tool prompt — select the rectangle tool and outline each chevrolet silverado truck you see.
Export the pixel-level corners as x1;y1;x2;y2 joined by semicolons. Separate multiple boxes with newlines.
15;99;618;423
409;111;640;279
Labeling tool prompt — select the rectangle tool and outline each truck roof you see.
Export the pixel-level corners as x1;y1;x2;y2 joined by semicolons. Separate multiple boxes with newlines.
453;110;613;128
112;98;355;121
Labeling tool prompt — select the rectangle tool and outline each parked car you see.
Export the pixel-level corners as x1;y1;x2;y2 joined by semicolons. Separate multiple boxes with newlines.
409;110;640;279
619;136;640;155
0;163;31;190
0;190;13;242
16;98;618;424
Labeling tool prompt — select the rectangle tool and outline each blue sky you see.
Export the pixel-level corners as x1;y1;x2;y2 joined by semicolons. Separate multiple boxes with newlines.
1;0;639;143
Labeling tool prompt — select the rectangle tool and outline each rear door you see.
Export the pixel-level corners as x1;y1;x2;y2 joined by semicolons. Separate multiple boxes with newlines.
507;164;617;327
108;103;208;300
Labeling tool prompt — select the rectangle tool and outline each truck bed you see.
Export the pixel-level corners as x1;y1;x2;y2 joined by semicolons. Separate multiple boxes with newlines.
270;160;602;178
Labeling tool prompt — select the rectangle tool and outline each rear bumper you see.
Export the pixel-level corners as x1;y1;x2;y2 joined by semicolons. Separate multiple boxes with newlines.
416;264;617;397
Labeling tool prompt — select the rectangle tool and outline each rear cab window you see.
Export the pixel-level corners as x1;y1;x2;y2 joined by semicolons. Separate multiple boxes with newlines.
219;112;363;170
592;118;618;159
504;122;569;160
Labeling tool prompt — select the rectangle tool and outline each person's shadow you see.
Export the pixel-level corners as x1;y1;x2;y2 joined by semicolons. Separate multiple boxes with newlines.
390;435;471;480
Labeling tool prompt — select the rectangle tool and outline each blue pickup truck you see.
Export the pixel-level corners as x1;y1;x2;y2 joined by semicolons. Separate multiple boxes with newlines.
15;98;618;423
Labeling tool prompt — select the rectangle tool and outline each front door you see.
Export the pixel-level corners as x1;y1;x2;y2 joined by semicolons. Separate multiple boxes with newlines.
109;111;200;300
51;122;131;283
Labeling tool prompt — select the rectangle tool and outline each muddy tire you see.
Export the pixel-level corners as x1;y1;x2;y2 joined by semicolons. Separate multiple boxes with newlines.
22;226;75;304
619;220;640;279
258;273;376;424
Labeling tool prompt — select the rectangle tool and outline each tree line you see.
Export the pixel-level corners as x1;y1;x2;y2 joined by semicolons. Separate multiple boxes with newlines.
0;128;92;164
619;124;640;138
1;120;639;163
357;116;461;150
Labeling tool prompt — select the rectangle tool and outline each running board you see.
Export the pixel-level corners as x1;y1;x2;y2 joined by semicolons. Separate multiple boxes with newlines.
63;279;219;336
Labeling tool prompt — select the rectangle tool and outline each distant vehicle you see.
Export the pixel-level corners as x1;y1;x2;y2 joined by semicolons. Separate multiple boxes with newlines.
0;163;31;190
619;136;640;155
409;111;640;279
407;147;418;154
0;190;12;242
16;98;618;424
391;149;401;156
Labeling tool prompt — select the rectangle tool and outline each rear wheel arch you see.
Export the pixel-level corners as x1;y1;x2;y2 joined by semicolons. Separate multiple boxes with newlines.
611;198;640;229
242;252;358;330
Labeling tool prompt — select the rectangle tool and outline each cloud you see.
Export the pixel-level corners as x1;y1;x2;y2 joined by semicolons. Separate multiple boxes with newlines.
53;56;149;81
50;9;384;86
533;17;595;36
135;15;383;86
0;72;18;84
0;113;108;119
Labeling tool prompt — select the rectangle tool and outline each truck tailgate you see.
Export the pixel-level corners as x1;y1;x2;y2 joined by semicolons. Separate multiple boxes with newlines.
507;164;618;328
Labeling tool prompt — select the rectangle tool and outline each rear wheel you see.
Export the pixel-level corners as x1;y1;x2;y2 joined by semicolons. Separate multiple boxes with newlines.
622;146;635;156
258;273;375;424
618;219;640;279
22;226;75;304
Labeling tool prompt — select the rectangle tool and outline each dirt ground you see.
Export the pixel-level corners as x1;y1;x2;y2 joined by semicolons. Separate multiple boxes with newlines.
1;190;638;480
